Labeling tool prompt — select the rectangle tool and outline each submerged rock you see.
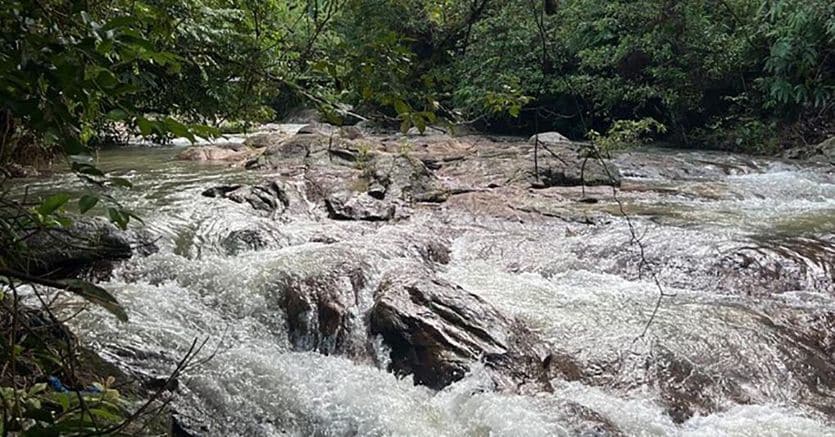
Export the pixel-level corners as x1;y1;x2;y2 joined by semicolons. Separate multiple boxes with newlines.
220;229;269;255
369;266;550;391
202;181;290;213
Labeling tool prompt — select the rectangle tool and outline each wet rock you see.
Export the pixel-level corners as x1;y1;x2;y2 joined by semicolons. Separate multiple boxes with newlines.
276;263;368;357
557;401;625;437
367;181;387;199
245;131;363;169
302;166;364;204
297;122;337;136
325;190;395;221
369;154;444;201
6;217;136;279
245;133;326;168
243;132;287;149
614;150;762;180
339;126;364;140
651;347;742;424
202;181;290;213
529;142;620;187
220;229;269;255
176;144;251;162
415;239;451;265
713;236;835;296
369;266;550;391
784;136;835;164
406;126;448;137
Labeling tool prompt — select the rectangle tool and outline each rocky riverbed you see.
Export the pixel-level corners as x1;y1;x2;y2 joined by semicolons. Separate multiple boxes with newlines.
18;124;834;435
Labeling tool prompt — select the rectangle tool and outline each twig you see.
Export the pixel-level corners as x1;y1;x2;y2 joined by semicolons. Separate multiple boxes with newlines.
585;143;675;341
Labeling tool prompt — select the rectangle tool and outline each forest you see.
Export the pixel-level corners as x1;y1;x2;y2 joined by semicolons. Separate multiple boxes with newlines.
1;0;834;435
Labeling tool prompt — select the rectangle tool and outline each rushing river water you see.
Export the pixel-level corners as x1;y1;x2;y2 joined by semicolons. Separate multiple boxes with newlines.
17;132;835;436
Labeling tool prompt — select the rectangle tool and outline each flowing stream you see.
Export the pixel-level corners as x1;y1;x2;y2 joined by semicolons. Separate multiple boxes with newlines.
18;132;835;436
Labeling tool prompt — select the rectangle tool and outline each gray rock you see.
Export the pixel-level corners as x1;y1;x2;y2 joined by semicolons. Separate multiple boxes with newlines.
325;191;395;221
369;266;550;391
530;131;570;145
369;154;443;201
245;132;358;169
243;132;286;149
220;229;269;255
202;181;290;213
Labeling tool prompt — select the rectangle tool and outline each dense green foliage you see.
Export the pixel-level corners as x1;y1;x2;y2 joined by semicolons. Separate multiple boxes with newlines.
325;0;834;150
3;0;833;158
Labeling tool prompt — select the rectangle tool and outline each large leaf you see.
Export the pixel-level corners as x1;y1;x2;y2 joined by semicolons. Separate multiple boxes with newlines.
78;195;99;213
37;193;71;216
62;279;128;322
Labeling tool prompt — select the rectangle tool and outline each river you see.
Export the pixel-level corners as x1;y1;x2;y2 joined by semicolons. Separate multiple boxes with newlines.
21;128;835;436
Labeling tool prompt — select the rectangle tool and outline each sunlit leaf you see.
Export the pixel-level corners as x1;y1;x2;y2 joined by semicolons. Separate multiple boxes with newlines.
37;193;71;216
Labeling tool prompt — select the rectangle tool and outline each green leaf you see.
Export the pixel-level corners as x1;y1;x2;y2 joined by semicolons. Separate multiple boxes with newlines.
96;69;119;88
63;279;128;322
136;117;154;136
37;193;71;216
394;100;410;115
102;16;135;31
78;195;99;213
163;117;195;142
107;208;130;230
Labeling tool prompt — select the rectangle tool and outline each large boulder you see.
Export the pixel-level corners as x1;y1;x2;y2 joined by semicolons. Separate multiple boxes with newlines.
202;181;290;213
369;266;550;391
6;217;144;279
276;263;369;358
